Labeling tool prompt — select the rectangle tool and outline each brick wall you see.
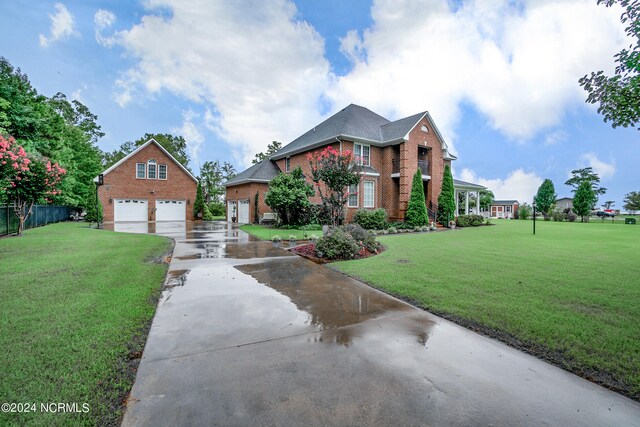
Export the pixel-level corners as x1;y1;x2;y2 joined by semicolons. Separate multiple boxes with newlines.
98;143;197;221
225;182;270;223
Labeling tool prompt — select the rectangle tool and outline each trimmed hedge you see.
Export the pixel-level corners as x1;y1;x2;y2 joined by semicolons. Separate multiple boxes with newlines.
353;208;387;230
456;214;485;227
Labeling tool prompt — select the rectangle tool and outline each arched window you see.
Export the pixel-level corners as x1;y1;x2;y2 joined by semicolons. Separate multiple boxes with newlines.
147;159;157;179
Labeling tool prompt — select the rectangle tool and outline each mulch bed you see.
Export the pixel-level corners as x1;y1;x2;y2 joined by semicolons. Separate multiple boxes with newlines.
289;243;383;263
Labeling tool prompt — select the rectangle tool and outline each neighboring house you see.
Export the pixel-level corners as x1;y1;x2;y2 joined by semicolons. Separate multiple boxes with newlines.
225;104;484;224
96;139;198;222
488;200;519;219
556;197;573;211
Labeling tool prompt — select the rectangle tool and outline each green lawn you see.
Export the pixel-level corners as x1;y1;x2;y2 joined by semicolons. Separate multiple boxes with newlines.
334;220;640;399
0;222;171;426
240;224;322;241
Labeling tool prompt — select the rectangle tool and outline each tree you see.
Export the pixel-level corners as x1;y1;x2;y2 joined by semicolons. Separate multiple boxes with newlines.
603;200;615;209
0;136;66;235
479;189;494;211
103;133;191;170
579;0;640;130
534;179;557;220
200;160;236;203
308;146;361;227
437;165;456;226
265;167;314;225
565;167;606;207
405;169;429;227
252;141;282;164
573;181;596;222
517;203;532;220
84;183;102;223
193;181;205;219
623;191;640;213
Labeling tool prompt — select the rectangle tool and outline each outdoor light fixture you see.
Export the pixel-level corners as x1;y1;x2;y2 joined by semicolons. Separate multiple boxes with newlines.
109;197;112;204
532;201;536;235
187;199;190;205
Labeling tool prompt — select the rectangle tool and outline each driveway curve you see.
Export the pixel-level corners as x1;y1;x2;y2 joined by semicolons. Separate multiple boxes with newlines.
116;221;640;426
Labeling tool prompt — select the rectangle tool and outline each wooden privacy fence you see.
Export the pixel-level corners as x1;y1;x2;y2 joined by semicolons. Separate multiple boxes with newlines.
0;205;73;236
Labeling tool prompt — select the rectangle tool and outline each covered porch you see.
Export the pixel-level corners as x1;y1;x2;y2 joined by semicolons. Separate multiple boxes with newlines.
453;179;486;216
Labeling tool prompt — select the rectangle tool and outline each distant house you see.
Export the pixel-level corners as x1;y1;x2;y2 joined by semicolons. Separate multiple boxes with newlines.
556;197;573;211
489;200;519;219
96;139;198;222
225;104;484;224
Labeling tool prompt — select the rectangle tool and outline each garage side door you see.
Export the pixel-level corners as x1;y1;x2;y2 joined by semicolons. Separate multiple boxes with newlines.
156;200;186;221
238;200;250;224
114;199;148;222
227;201;237;220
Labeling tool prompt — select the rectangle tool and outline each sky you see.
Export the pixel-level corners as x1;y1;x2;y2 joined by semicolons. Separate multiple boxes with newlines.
0;0;637;207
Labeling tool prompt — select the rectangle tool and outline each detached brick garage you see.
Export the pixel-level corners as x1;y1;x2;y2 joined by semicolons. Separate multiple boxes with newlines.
96;139;198;222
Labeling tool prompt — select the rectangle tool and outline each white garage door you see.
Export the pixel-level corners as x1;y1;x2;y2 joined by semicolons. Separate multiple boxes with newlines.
238;200;250;224
114;199;148;222
227;201;237;221
156;200;186;221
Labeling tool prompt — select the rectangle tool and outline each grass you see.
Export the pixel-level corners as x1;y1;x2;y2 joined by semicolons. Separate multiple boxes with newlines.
0;222;171;426
211;215;225;221
240;224;322;240
334;220;640;399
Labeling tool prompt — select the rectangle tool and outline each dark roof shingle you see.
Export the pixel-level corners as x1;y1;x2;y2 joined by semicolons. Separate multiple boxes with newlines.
223;159;280;186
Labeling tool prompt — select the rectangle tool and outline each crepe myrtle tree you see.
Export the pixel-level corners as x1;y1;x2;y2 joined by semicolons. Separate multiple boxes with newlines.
0;135;66;235
308;146;361;227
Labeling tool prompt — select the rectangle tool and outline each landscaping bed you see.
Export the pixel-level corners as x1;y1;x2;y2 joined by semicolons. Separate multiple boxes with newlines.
0;222;171;426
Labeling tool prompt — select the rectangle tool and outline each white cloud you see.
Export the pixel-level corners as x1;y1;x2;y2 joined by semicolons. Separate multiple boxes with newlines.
579;152;615;178
94;9;117;48
544;129;568;146
39;3;77;47
171;110;205;168
330;0;628;142
459;168;543;203
107;0;331;167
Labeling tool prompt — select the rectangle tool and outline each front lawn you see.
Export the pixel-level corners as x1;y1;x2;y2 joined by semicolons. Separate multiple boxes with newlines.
0;222;171;426
240;224;322;241
334;220;640;400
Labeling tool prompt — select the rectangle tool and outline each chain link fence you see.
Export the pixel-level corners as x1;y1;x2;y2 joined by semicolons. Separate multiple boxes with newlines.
0;205;74;236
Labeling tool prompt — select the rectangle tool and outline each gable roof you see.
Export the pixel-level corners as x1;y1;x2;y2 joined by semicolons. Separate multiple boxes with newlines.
492;200;519;205
270;104;456;160
96;138;198;183
223;159;281;186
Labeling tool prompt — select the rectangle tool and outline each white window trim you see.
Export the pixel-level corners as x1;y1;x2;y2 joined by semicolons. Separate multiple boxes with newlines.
354;143;370;167
285;157;291;173
348;184;358;208
158;164;168;180
147;159;157;179
136;163;146;179
363;181;375;208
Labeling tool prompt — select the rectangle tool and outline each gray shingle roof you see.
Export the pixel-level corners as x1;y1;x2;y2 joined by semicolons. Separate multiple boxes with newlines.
492;200;519;205
380;111;426;141
453;179;486;190
223;159;281;186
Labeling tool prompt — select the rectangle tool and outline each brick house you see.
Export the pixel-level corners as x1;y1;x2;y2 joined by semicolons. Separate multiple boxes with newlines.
97;139;198;222
488;200;519;219
225;104;479;224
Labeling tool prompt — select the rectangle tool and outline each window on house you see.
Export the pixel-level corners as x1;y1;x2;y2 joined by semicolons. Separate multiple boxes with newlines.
285;157;290;172
421;124;429;133
364;181;374;208
147;159;157;179
348;184;358;207
158;164;167;180
506;205;512;212
354;143;370;166
136;163;146;179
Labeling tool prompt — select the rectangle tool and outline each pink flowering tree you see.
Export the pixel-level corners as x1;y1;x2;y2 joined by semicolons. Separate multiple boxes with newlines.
307;146;361;227
0;135;66;235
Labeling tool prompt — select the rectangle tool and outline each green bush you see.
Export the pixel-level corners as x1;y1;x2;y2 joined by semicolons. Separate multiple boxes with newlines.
353;208;387;230
342;223;379;252
551;209;565;222
202;204;214;221
315;227;359;260
566;211;578;222
455;214;485;227
405;169;429;227
299;223;322;231
208;201;225;216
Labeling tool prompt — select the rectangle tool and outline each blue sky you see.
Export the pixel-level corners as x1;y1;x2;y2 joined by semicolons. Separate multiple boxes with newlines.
0;0;637;207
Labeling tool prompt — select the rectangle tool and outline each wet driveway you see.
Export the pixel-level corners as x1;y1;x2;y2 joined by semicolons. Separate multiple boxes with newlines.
117;221;640;426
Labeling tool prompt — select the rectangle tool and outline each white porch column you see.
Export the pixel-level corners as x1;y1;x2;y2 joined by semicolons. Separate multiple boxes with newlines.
465;191;469;215
455;190;459;215
476;191;480;215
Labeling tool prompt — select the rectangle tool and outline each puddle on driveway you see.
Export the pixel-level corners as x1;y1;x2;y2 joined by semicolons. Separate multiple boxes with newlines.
164;269;190;289
235;257;435;348
176;242;293;260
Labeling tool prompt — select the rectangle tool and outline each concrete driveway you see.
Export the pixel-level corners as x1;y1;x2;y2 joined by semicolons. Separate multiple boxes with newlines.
116;221;640;426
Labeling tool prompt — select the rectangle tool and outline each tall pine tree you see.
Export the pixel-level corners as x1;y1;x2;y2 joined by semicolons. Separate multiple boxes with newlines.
193;181;205;219
437;165;456;226
405;169;428;227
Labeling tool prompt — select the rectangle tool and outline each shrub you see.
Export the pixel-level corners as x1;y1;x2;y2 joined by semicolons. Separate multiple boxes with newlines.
288;235;297;242
299;223;322;231
353;208;387;230
518;203;532;220
437;165;456;225
456;214;485;227
405;169;429;227
551;209;565;222
272;235;282;242
342;223;379;252
265;167;314;226
208;201;225;216
315;227;359;260
202;204;214;221
566;211;578;222
387;227;398;234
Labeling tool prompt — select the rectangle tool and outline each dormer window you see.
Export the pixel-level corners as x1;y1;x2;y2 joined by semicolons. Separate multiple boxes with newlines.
147;159;157;179
421;124;429;133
